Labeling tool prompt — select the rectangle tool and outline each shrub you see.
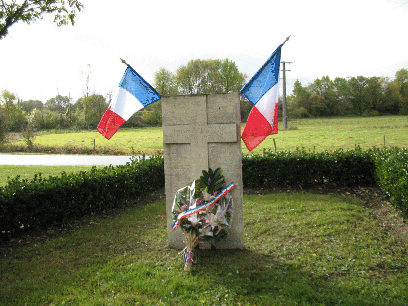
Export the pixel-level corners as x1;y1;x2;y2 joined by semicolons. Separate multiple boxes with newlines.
242;146;408;215
242;148;377;188
0;155;164;237
374;147;408;215
2;147;407;239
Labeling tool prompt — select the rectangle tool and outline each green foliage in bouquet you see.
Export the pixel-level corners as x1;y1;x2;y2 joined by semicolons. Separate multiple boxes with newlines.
198;167;225;195
171;167;233;246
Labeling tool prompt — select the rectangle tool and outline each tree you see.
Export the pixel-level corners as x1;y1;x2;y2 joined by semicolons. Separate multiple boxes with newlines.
347;76;370;116
74;94;108;128
218;59;247;93
20;99;43;113
154;68;178;96
0;108;8;146
176;59;246;95
31;108;60;129
145;59;247;125
308;76;337;116
0;89;26;131
393;68;408;115
292;80;312;117
45;94;70;113
383;79;402;115
365;77;384;115
142;103;162;126
333;77;353;115
0;0;84;40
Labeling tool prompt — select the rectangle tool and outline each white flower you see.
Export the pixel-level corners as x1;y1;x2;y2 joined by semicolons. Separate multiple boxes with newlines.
214;202;230;227
199;225;213;236
202;190;214;202
187;214;199;226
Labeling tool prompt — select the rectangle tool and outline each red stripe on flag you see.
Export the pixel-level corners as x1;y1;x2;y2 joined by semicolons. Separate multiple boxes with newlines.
97;107;126;140
241;106;273;151
271;102;279;134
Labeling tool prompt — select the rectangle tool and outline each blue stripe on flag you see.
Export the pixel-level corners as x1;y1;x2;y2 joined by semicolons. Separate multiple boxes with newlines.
119;66;161;107
240;44;282;105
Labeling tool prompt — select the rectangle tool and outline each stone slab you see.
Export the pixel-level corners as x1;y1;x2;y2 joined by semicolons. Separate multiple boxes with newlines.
162;92;244;249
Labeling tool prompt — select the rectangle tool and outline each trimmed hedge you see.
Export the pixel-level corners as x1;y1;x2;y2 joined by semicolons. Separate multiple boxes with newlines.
374;147;408;215
0;155;164;237
242;147;408;215
1;147;407;238
242;148;377;188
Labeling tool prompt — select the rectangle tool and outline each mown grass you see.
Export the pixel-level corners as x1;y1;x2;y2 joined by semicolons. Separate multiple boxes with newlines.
1;191;407;305
0;165;100;187
8;116;408;155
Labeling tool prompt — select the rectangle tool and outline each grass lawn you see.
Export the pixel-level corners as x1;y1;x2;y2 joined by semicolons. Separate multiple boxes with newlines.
8;116;408;155
1;190;407;305
0;165;100;187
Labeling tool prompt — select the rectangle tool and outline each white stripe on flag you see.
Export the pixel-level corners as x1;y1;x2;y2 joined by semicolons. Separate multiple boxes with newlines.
110;87;145;121
254;81;279;126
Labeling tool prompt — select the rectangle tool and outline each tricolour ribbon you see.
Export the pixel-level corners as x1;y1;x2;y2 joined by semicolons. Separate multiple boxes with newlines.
182;249;194;265
172;182;236;230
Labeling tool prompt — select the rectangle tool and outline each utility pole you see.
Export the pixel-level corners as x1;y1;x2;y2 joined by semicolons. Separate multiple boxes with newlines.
281;61;292;130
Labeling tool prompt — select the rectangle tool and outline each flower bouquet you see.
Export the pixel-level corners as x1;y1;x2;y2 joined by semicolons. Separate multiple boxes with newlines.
171;167;235;271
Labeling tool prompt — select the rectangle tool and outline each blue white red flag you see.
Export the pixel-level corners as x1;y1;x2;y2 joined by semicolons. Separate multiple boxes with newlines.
97;65;161;140
240;44;282;151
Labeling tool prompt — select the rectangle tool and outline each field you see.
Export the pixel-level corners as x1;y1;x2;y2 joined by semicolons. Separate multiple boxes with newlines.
1;190;407;305
8;116;408;155
1;116;408;304
0;165;100;187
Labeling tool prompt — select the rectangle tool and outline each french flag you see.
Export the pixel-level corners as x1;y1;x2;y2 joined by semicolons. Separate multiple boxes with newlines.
97;65;161;140
240;44;283;151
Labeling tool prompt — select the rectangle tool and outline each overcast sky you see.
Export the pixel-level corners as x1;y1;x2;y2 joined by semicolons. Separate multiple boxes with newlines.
1;0;407;103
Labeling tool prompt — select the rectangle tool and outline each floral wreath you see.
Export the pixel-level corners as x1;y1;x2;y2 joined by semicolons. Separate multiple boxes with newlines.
171;167;235;271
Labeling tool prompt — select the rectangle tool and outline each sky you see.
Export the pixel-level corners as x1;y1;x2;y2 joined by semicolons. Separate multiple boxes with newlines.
1;0;407;103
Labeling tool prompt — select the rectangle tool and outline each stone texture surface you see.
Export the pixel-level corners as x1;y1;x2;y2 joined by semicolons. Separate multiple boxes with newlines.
162;93;244;249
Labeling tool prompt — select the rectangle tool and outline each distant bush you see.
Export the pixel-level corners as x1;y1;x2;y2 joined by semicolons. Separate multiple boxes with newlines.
0;155;164;237
291;106;311;119
32;109;67;130
0;110;8;146
362;109;381;117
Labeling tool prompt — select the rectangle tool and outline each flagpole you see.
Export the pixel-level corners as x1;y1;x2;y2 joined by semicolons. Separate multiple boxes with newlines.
282;35;291;46
120;58;128;66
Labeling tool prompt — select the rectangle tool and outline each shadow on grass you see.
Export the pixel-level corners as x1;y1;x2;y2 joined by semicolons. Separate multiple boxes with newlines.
193;247;403;306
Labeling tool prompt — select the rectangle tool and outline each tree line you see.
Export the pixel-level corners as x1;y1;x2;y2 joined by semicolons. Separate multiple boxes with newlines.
0;58;250;147
1;58;407;147
287;68;408;118
0;90;109;132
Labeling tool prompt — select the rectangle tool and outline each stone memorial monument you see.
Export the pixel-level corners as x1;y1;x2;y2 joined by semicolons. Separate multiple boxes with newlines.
162;92;244;249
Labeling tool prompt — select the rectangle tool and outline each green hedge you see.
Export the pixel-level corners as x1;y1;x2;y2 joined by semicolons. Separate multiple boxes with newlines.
374;147;408;215
242;148;377;188
0;155;164;237
1;147;407;239
242;147;408;215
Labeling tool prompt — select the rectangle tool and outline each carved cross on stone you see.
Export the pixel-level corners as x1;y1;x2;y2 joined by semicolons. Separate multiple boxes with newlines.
162;93;244;249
